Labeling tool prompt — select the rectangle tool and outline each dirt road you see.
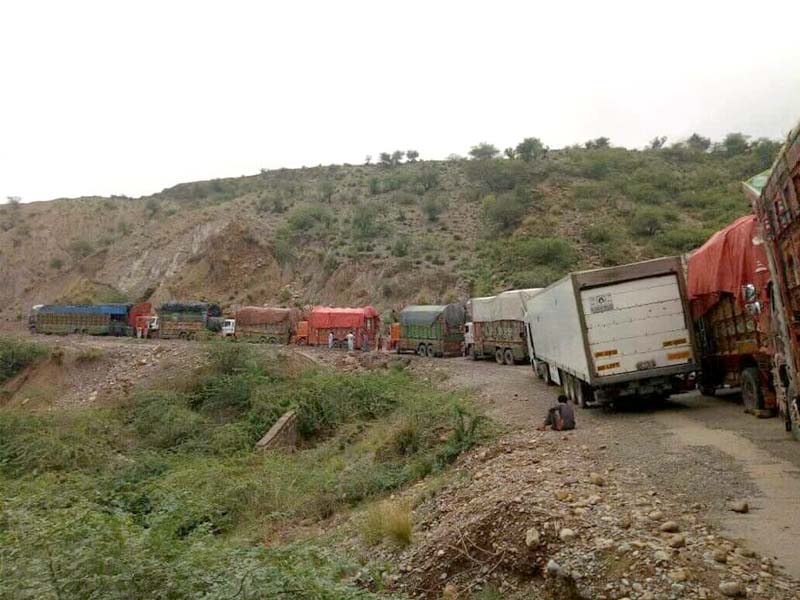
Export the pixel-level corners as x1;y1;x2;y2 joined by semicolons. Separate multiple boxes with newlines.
415;355;800;581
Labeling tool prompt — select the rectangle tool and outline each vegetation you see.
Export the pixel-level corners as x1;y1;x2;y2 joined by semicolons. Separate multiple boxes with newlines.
0;336;45;384
0;344;488;598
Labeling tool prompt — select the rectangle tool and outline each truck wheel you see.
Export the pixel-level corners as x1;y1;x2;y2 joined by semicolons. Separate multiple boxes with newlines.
699;382;717;397
426;344;435;358
495;348;504;364
503;348;515;366
417;344;426;357
741;367;764;414
297;337;307;346
268;337;278;344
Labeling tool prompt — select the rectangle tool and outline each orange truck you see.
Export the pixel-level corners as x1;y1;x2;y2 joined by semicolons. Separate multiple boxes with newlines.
296;306;380;349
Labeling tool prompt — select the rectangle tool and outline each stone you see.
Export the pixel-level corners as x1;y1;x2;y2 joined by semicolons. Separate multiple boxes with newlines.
554;490;571;501
546;559;562;576
588;494;602;505
668;533;686;548
712;549;728;563
589;472;606;486
619;514;632;529
659;521;680;532
730;500;749;514
736;547;756;558
654;550;670;563
525;528;541;547
669;568;688;582
559;528;576;542
718;580;746;597
648;510;664;520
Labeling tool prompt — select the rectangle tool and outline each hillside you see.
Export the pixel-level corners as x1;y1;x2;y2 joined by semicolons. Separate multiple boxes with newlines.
0;136;778;326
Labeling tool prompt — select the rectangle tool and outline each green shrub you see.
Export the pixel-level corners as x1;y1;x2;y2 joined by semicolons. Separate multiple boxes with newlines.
286;204;334;234
68;239;94;259
49;257;63;270
0;336;45;384
421;196;447;222
132;391;207;449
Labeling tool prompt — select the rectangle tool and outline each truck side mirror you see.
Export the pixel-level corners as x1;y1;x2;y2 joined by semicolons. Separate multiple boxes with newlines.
742;283;757;302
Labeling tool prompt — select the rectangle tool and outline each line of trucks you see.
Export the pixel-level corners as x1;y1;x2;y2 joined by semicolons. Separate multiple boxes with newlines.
26;120;800;440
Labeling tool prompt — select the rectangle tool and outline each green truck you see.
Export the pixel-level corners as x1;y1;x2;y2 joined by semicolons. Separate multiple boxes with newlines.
396;304;465;358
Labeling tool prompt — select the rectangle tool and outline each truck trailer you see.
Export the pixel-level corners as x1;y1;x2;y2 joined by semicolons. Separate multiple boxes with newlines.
221;306;299;343
157;301;222;340
744;118;800;440
687;215;775;415
31;302;153;336
466;288;541;365
397;304;465;358
524;257;697;406
295;306;379;349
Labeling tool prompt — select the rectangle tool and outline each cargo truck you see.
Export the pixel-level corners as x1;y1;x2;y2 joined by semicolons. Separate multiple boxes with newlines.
687;215;775;415
295;306;379;349
396;304;465;358
31;302;153;336
221;306;299;343
744;119;800;440
157;301;222;340
466;289;541;365
524;257;697;406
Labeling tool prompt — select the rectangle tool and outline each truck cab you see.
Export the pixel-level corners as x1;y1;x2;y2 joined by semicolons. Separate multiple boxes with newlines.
222;319;236;337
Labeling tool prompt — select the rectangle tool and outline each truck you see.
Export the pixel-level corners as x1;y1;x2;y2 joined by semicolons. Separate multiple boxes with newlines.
157;301;222;340
743;119;800;440
295;306;379;349
30;302;154;336
523;257;697;406
221;306;299;343
687;215;775;415
396;304;465;358
466;289;541;365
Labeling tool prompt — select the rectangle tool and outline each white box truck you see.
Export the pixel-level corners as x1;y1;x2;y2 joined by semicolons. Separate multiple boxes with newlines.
523;257;697;406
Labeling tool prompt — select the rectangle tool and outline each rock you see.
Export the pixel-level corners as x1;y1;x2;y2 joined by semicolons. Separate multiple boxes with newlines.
559;528;576;542
595;537;614;550
736;547;756;558
659;521;680;532
546;559;562;576
668;533;686;548
554;490;571;501
442;583;458;599
712;549;728;563
669;568;688;582
648;510;664;520
654;550;671;563
525;528;541;547
729;500;749;514
588;494;602;505
718;580;746;597
589;472;606;486
619;514;632;529
436;549;445;557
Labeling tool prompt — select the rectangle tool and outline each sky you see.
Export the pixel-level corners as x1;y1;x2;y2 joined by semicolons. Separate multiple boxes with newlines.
1;0;799;203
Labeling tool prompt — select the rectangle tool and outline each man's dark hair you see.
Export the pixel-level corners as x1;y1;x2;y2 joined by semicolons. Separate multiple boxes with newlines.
557;395;569;404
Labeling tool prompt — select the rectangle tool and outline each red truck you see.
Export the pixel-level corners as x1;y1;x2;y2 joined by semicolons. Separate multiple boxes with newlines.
296;306;380;349
744;119;800;440
687;216;774;415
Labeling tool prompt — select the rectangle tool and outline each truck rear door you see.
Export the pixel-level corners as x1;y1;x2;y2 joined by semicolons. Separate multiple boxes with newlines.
580;274;694;377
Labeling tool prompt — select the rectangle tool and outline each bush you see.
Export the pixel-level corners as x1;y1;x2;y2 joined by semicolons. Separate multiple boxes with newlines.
482;192;527;231
352;203;382;240
286;204;334;234
361;500;413;547
421;196;447;222
68;239;94;259
49;257;63;270
0;336;45;384
132;391;207;449
630;208;664;237
391;235;410;257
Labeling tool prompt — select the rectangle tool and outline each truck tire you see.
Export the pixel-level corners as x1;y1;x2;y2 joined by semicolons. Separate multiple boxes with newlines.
503;348;515;366
426;344;436;358
297;337;307;346
741;367;764;414
417;344;426;357
495;348;504;364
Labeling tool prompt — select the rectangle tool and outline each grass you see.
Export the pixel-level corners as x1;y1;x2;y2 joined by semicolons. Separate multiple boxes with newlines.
361;500;413;547
75;347;104;363
0;343;489;598
0;335;45;384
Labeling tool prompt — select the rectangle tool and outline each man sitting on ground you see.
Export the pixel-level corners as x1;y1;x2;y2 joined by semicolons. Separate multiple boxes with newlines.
540;395;576;431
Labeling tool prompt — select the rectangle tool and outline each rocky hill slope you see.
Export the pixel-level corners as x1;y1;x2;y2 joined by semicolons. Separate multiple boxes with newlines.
0;137;778;327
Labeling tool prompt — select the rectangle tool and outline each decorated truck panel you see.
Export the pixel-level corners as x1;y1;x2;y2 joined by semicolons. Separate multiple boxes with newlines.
296;306;379;349
222;306;299;343
687;215;774;414
744;119;800;439
31;303;153;336
157;302;222;340
467;289;541;365
397;304;465;358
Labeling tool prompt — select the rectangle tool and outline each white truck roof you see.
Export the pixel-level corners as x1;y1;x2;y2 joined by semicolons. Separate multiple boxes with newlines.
470;288;542;322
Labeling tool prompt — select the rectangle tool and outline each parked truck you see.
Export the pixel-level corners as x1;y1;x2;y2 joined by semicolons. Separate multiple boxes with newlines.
396;304;465;358
295;306;379;349
524;257;697;406
466;289;541;365
157;301;222;340
687;215;775;415
221;306;299;343
30;302;154;336
744;119;800;440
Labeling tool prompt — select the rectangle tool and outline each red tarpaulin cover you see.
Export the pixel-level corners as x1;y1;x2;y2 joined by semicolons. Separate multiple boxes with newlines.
307;306;379;330
687;215;770;319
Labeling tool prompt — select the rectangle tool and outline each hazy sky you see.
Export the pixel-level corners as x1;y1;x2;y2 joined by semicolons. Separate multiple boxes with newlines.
2;0;799;203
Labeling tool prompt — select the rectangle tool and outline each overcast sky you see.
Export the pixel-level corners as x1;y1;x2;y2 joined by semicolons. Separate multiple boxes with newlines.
2;0;799;203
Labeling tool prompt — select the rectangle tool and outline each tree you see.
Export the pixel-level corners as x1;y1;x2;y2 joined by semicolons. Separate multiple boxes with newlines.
584;137;610;150
468;142;500;160
5;196;21;209
685;133;711;152
751;138;782;170
364;155;372;165
482;192;527;231
716;132;750;157
648;136;667;150
504;147;516;160
378;152;393;167
144;198;160;218
391;150;405;166
515;137;545;161
406;150;419;162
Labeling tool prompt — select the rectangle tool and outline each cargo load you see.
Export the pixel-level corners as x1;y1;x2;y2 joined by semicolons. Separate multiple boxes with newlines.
296;306;380;349
524;257;697;406
30;302;154;337
687;215;775;413
157;301;222;339
222;306;300;343
467;288;541;364
397;304;465;358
